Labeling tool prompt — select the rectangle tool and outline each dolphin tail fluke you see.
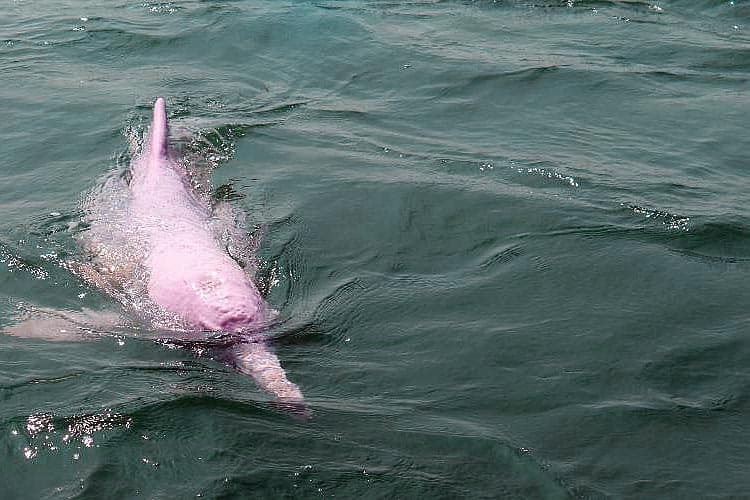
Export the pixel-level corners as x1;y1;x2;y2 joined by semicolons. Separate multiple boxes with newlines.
229;341;311;419
148;97;169;158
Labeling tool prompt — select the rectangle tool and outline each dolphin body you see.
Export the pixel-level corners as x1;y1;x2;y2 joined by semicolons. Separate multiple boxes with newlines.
10;98;306;412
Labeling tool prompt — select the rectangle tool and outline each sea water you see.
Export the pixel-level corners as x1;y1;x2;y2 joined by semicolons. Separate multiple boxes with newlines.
1;1;749;497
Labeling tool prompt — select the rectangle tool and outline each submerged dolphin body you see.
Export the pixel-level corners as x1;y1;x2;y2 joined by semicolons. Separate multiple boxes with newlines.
10;98;305;411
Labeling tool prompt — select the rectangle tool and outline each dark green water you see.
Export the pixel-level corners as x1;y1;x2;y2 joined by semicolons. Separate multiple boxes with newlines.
2;1;749;498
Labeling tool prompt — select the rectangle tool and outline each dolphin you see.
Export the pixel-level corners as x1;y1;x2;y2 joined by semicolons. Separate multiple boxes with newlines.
6;98;306;413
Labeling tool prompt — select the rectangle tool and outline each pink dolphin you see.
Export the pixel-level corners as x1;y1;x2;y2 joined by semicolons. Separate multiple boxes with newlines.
7;98;306;413
131;97;304;407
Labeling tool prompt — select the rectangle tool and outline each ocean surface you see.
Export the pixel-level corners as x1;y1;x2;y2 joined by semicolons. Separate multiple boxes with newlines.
1;1;749;498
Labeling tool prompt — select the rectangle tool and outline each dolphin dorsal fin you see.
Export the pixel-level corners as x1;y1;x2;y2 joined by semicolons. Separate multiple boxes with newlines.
148;97;169;159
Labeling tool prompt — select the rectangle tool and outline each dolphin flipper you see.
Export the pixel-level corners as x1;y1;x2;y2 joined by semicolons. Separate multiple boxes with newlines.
3;305;122;341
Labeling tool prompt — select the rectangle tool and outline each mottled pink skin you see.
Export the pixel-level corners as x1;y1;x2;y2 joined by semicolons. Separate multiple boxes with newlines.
130;98;265;331
129;98;304;406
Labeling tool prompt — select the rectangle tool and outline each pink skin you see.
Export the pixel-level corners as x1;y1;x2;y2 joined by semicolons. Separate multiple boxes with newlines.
130;98;304;406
